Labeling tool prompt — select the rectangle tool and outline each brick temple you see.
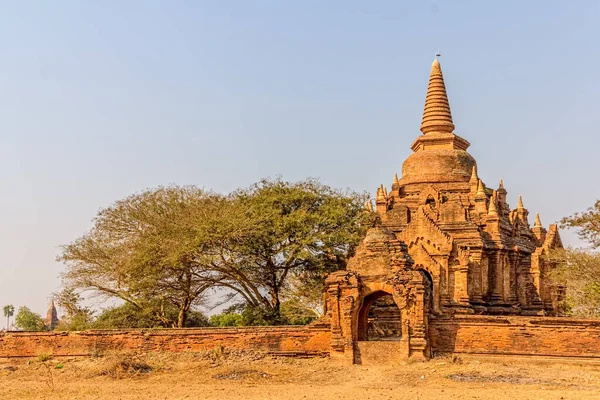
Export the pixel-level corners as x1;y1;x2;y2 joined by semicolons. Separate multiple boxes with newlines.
323;58;564;361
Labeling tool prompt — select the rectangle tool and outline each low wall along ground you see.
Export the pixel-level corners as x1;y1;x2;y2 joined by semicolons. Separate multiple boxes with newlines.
0;326;331;358
429;315;600;358
3;316;600;360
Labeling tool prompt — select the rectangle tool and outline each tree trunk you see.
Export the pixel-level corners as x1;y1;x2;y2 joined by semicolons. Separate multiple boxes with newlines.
177;298;192;328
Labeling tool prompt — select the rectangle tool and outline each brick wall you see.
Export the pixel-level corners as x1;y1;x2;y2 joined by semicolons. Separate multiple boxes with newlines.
0;326;331;358
4;317;600;359
429;315;600;358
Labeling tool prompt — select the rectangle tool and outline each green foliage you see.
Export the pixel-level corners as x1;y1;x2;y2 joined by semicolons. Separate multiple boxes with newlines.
548;248;600;317
561;200;600;248
552;200;600;317
211;178;370;323
209;312;244;327
52;288;94;331
55;313;93;331
58;186;221;327
93;303;208;329
209;302;316;326
3;304;14;330
3;305;14;318
59;179;370;328
280;299;318;325
14;306;46;331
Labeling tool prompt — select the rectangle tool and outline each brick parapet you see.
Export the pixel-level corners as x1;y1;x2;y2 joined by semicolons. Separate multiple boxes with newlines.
0;326;332;358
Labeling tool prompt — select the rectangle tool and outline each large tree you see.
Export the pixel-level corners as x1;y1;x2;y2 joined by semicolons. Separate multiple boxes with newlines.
58;186;222;327
210;178;370;323
550;200;600;317
14;307;46;331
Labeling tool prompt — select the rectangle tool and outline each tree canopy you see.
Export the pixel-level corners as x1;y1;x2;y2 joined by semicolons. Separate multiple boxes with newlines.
14;306;46;331
58;179;370;326
550;200;600;317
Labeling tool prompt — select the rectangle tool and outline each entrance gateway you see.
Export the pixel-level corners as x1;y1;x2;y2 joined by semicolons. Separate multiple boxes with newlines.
318;58;564;363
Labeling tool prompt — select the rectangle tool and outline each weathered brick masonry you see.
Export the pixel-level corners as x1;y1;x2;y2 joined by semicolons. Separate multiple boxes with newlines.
3;317;600;359
429;316;600;358
0;326;331;358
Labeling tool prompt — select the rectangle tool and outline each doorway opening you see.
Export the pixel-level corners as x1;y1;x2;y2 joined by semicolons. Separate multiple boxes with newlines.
357;291;402;341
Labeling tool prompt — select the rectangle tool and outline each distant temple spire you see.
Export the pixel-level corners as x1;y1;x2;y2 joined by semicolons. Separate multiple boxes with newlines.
420;58;455;135
45;299;58;331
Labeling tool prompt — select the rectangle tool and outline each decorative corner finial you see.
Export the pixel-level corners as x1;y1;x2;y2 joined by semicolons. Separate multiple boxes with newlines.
534;213;542;228
488;196;499;217
517;195;524;209
477;179;486;197
470;166;478;182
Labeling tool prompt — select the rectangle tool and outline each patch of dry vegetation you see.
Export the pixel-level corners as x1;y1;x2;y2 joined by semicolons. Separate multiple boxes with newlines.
1;349;600;399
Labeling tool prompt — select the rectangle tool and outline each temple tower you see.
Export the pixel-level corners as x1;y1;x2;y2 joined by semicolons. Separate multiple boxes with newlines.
321;57;564;364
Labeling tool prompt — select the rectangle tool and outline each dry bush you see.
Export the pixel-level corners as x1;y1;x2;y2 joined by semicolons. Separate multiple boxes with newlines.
89;353;153;379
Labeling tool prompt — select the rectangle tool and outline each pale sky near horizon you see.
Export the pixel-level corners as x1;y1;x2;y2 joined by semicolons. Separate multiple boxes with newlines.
1;1;599;322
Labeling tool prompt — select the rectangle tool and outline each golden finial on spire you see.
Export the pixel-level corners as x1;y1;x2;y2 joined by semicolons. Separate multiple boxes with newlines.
499;179;505;190
420;57;455;135
393;173;399;186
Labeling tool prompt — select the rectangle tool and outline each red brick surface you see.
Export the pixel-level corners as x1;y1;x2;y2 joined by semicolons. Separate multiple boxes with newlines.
3;317;600;359
0;326;331;358
429;315;600;358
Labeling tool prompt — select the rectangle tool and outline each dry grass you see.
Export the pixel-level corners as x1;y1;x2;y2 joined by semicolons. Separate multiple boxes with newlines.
1;349;600;399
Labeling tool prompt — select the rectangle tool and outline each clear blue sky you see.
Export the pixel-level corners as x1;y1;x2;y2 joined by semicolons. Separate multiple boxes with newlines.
1;1;599;319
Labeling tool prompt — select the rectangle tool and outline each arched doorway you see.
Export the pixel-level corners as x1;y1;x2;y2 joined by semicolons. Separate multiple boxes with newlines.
357;291;402;341
418;268;435;312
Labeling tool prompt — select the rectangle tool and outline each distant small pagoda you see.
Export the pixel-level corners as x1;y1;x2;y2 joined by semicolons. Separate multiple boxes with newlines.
45;299;58;330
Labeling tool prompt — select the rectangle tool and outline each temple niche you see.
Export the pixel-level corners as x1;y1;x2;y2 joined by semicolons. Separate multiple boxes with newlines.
321;58;564;363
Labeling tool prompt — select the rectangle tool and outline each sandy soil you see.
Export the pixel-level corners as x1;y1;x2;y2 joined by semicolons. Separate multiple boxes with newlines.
1;350;600;400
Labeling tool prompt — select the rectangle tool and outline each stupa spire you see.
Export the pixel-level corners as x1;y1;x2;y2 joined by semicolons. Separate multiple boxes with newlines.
488;192;499;218
420;58;455;135
534;213;542;228
476;179;486;197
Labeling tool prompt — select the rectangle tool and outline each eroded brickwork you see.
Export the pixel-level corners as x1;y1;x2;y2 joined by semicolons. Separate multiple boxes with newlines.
429;315;600;358
0;326;331;358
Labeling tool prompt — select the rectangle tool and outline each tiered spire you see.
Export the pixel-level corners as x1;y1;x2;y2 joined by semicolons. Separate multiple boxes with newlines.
420;58;455;135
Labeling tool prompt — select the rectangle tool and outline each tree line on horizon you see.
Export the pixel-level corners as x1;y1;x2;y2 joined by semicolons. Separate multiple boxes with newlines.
4;178;600;332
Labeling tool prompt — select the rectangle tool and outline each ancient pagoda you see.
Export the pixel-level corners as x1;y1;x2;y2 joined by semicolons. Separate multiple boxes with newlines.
322;58;563;362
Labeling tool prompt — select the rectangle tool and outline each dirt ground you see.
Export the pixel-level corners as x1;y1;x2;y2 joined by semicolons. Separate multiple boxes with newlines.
1;349;600;400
